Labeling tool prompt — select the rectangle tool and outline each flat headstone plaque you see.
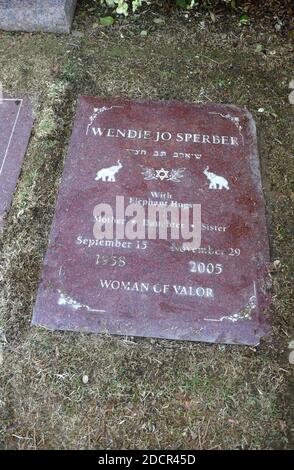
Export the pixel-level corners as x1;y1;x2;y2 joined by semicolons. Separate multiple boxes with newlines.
0;96;33;232
32;97;271;345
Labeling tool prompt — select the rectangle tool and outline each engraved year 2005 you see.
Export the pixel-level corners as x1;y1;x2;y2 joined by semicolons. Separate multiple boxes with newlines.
96;254;126;267
189;261;223;275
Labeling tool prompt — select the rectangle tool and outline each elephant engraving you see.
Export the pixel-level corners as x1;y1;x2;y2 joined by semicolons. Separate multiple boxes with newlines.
95;160;122;182
203;166;230;190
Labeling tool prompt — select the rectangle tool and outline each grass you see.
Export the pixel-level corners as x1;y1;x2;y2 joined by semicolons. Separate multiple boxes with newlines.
0;0;293;450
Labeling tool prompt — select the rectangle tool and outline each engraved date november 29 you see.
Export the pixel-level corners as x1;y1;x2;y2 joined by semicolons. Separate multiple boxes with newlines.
96;254;126;267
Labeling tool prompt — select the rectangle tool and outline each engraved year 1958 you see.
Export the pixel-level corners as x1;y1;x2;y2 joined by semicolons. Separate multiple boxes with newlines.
96;254;126;267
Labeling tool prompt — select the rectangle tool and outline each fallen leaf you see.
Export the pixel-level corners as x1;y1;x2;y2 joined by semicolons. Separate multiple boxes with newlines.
273;259;281;270
210;12;216;23
255;44;263;53
176;0;188;7
99;16;114;26
288;90;294;105
153;17;165;25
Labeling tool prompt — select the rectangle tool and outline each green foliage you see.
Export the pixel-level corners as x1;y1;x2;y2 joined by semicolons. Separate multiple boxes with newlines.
255;43;263;53
100;0;149;16
176;0;196;8
153;17;165;24
239;14;249;25
99;0;213;16
99;15;115;25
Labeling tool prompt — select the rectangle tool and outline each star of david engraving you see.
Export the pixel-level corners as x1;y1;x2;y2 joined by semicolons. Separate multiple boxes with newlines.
140;166;186;183
155;168;169;181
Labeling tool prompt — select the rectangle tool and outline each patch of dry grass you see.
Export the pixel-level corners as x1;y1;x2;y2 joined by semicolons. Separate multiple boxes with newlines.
0;332;290;449
0;2;293;449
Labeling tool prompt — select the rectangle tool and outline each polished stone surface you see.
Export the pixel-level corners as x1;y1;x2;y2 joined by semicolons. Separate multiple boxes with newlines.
0;0;77;33
32;96;271;345
0;95;33;232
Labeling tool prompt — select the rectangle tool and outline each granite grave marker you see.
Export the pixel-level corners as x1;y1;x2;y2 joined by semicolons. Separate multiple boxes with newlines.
32;97;271;345
0;95;33;231
0;0;77;33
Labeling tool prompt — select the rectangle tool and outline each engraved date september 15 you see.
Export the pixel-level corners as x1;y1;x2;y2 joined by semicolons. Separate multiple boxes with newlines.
96;254;126;267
